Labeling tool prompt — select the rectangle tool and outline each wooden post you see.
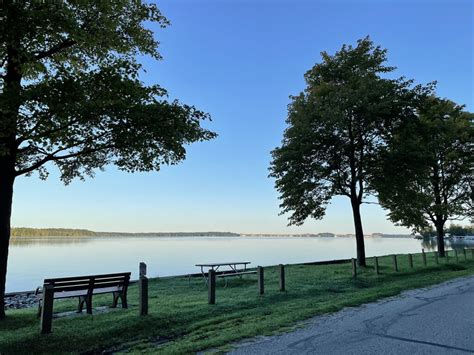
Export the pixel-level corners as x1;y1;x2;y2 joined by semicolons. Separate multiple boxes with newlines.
463;248;467;261
446;250;449;263
279;264;285;292
408;254;413;268
434;251;439;265
455;249;459;262
351;258;357;278
139;262;147;277
392;255;398;272
40;284;54;334
258;266;264;295
208;269;216;304
374;256;379;275
422;249;427;266
139;275;148;316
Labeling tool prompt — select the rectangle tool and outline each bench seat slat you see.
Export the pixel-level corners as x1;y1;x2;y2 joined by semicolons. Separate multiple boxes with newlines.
55;287;122;298
51;282;126;293
38;286;123;299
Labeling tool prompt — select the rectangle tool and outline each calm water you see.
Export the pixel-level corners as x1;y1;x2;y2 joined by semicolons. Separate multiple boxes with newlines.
6;236;474;292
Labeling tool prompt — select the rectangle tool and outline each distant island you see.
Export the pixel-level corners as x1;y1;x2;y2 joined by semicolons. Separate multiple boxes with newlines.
11;228;414;239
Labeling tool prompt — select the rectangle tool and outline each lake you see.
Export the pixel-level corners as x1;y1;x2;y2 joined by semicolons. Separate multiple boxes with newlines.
6;236;474;292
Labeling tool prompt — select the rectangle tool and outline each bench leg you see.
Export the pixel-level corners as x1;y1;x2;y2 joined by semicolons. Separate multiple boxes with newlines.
121;292;128;309
37;299;42;318
86;295;93;314
78;296;86;313
112;291;127;308
79;295;92;314
112;292;120;308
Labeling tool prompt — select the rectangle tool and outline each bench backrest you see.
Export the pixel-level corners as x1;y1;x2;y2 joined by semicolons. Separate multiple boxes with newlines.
43;272;131;293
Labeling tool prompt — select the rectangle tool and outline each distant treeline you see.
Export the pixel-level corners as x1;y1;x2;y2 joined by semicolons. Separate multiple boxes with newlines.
11;228;240;238
420;224;474;237
10;228;414;239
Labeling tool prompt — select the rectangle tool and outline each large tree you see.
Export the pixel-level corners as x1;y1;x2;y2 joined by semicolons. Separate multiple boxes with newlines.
269;37;424;266
372;97;473;257
0;1;216;319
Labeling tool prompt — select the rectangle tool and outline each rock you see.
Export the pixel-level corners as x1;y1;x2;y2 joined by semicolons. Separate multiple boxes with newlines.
4;293;38;310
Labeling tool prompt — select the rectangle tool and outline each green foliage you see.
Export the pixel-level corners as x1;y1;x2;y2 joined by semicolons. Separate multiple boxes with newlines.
1;254;473;353
372;97;473;234
0;0;216;182
419;226;437;238
10;228;98;237
447;224;474;236
269;37;425;226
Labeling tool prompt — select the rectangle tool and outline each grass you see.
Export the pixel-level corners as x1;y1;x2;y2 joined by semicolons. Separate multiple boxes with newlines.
1;250;474;354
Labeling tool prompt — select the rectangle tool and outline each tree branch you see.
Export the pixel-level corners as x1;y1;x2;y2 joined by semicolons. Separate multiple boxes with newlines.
16;116;82;145
33;39;76;61
15;144;113;176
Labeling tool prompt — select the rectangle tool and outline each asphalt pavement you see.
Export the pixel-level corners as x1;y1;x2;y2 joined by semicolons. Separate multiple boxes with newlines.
230;275;474;354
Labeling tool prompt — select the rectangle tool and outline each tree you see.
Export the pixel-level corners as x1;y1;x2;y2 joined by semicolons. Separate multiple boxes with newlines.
373;97;473;256
447;224;474;236
0;1;216;319
269;37;424;266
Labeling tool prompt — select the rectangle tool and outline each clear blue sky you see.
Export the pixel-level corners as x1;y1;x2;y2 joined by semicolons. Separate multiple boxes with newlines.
12;0;473;234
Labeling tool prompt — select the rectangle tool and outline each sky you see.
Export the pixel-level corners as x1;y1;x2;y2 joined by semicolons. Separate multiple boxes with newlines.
11;0;473;234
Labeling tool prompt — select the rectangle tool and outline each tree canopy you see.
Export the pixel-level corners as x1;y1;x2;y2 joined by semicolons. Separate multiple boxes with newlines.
1;1;215;182
372;97;473;255
0;0;216;319
269;37;426;266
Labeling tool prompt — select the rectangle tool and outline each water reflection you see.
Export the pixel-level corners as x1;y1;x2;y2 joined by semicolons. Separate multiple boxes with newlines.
420;238;474;251
10;237;92;247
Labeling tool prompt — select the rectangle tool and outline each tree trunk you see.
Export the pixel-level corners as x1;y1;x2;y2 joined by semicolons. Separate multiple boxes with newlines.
435;220;445;257
351;198;366;266
0;157;15;319
1;5;21;320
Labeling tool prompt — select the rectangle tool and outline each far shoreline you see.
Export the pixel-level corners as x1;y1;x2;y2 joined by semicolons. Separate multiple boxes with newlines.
10;227;416;239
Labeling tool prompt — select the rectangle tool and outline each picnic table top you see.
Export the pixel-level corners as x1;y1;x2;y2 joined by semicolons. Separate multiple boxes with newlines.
195;262;251;267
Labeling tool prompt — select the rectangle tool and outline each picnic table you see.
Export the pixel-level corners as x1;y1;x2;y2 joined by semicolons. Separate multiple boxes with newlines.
196;262;252;286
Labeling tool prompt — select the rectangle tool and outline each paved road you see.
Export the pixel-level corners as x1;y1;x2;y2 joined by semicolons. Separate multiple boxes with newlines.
230;276;474;354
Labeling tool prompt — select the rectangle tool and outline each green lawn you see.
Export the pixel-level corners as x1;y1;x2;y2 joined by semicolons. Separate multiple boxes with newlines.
1;251;474;354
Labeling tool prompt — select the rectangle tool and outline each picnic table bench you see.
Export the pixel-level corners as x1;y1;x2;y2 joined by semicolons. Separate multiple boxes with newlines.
196;262;256;286
35;272;131;316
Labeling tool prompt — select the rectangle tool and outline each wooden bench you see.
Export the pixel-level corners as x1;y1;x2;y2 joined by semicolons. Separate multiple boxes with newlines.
36;272;131;316
216;270;257;287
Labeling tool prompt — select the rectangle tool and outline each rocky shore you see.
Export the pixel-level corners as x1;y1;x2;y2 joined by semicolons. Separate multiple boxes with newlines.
5;292;38;310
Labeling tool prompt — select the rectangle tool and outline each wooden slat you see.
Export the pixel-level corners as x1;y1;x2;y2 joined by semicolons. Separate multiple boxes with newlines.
51;286;122;299
37;272;131;304
216;271;257;277
53;281;125;293
49;276;126;287
195;262;250;267
44;272;130;283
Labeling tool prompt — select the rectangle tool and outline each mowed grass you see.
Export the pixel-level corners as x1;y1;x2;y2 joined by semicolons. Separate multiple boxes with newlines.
1;251;474;354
